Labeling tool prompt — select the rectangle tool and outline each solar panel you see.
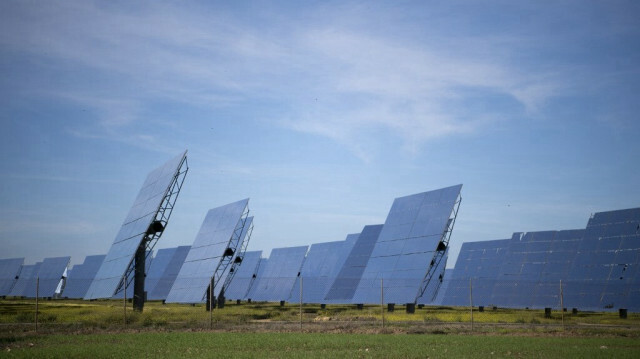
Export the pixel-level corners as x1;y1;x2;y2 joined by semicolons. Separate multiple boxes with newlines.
63;255;105;299
525;232;559;306
112;250;152;299
533;230;584;308
223;250;262;300
249;245;309;302
567;207;640;311
451;230;585;309
441;207;640;311
495;232;547;308
352;185;462;305
434;239;508;307
22;257;70;298
312;233;358;303
290;239;356;304
143;247;178;299
85;151;188;300
148;246;191;300
165;199;250;303
324;226;382;302
245;258;268;301
587;208;640;227
8;263;41;297
0;258;24;296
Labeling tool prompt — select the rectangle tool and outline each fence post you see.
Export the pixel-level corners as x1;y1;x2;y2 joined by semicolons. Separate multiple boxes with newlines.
299;277;303;331
35;277;39;332
123;278;127;327
210;278;214;329
560;279;564;330
469;278;473;331
381;278;384;330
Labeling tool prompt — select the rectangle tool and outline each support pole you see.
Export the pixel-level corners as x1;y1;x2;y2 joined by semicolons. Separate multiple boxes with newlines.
209;278;214;329
381;278;384;329
35;277;39;332
299;277;303;331
469;278;473;332
133;242;146;312
560;279;564;330
123;278;127;327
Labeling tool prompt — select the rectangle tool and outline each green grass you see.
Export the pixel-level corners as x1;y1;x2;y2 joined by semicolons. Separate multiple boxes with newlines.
2;332;640;358
1;299;639;357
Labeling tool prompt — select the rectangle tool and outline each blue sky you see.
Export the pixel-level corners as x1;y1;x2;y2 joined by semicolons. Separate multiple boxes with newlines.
1;1;639;267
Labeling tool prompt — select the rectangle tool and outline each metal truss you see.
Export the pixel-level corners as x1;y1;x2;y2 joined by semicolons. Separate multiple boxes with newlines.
243;256;262;300
206;205;250;302
115;155;189;296
220;218;254;297
415;193;462;303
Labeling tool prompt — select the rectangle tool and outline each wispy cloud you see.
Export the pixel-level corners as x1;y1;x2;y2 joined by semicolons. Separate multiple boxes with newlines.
0;173;130;185
0;215;103;237
276;27;531;157
0;1;628;159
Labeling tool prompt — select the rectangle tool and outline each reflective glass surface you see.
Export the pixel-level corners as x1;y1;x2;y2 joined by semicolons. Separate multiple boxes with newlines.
442;207;640;311
143;248;178;298
165;199;249;303
325;226;382;302
248;246;308;302
148;246;191;300
224;250;262;300
0;258;24;296
352;184;462;304
62;255;105;299
9;263;41;297
245;258;268;300
85;151;187;299
290;238;356;304
442;238;509;306
21;257;70;298
112;250;152;299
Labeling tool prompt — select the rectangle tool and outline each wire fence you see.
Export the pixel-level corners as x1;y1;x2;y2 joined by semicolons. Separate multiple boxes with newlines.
1;276;638;334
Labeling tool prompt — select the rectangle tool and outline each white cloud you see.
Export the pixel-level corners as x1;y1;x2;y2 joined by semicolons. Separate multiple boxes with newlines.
0;173;128;186
0;215;102;237
0;1;612;158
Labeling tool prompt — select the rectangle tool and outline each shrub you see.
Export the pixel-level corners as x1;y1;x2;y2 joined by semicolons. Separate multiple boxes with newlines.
39;313;57;323
15;312;33;323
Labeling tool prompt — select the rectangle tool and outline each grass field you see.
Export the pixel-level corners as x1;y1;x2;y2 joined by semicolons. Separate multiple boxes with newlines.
2;331;640;358
1;299;639;357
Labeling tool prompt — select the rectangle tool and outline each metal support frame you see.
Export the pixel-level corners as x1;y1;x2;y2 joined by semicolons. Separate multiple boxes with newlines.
204;205;250;305
7;266;23;296
244;258;262;300
132;244;147;311
220;219;254;299
35;277;39;332
415;193;462;303
206;277;215;312
117;155;189;312
55;270;67;299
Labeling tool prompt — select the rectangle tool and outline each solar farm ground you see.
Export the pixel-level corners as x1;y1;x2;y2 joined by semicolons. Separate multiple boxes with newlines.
1;299;639;358
2;332;640;358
